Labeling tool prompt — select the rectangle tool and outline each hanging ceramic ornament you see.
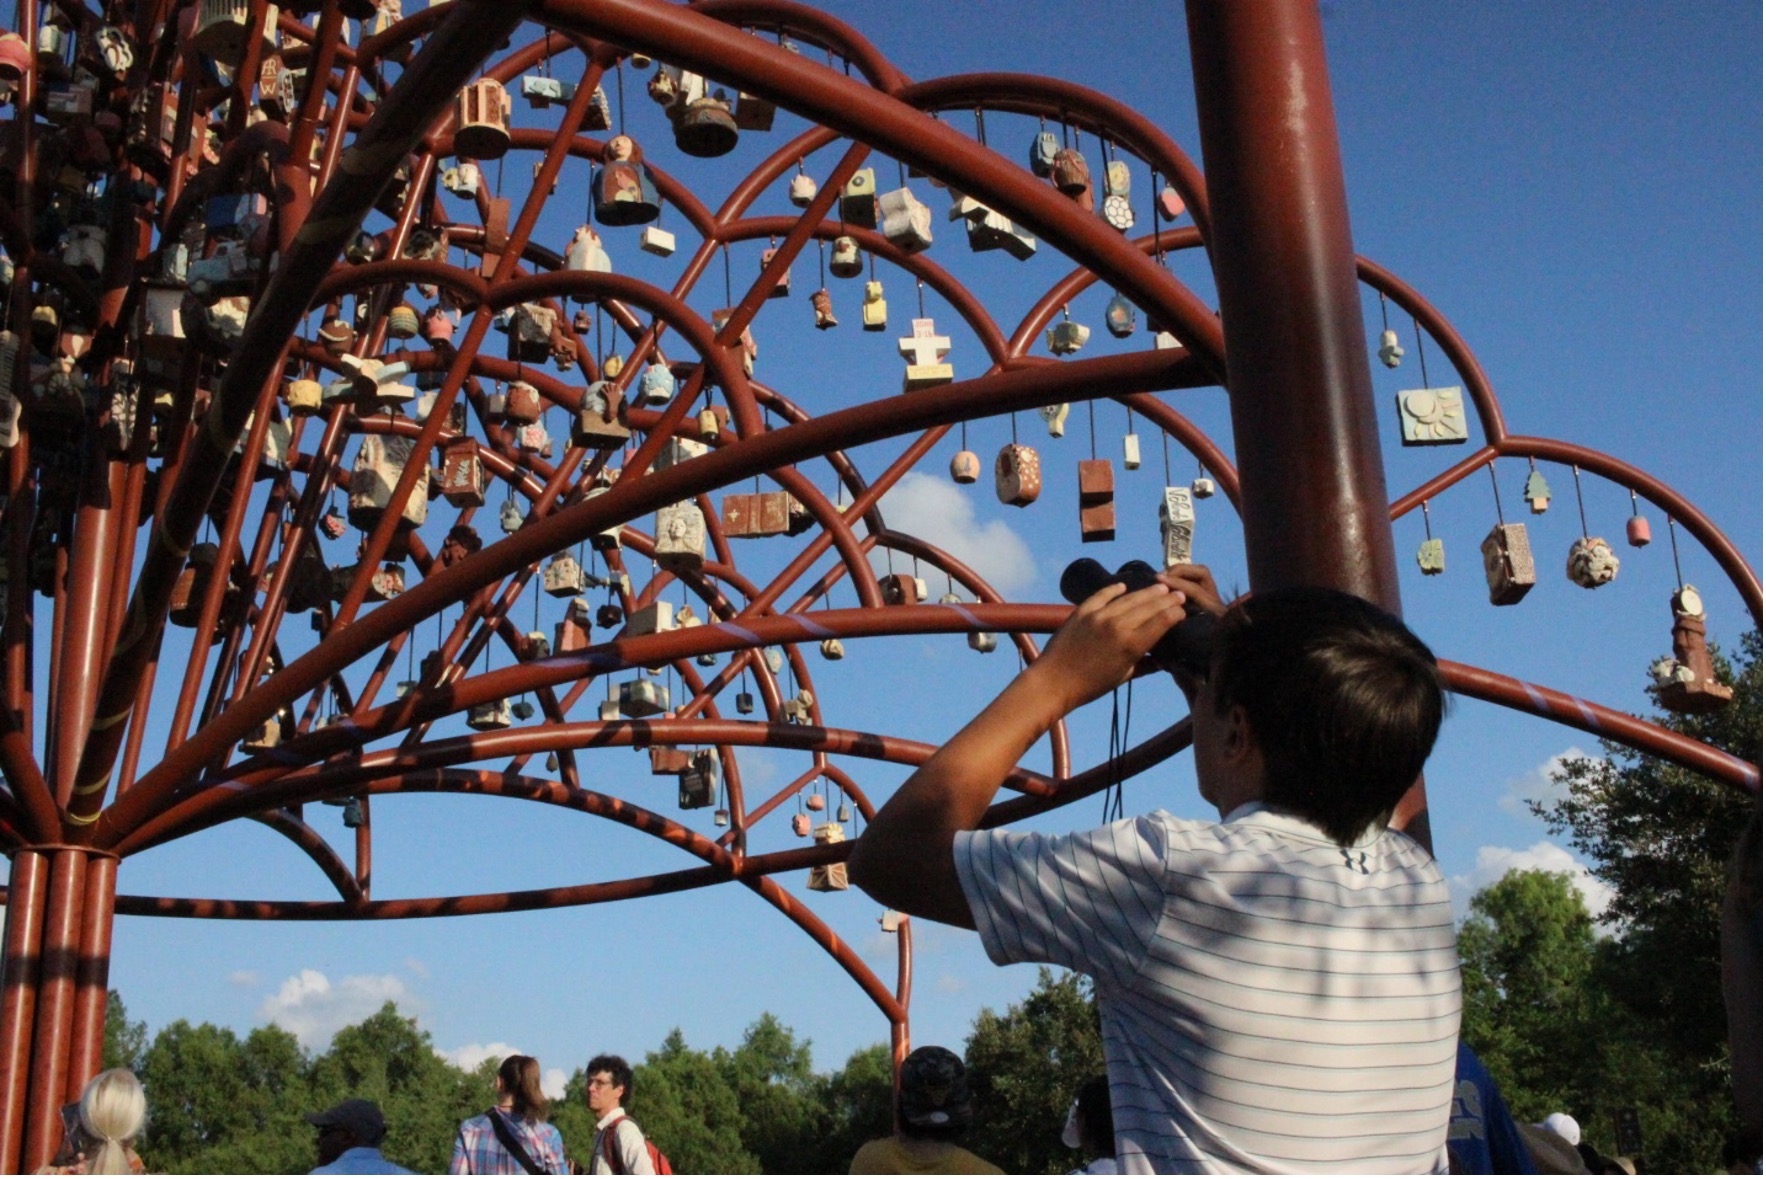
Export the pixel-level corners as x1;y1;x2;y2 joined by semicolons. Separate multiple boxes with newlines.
654;501;706;575
1101;159;1134;231
1396;386;1467;445
1157;184;1185;220
811;288;838;330
1039;403;1070;438
949;449;980;484
1416;537;1446;575
862;280;887;331
675;91;739;158
1078;459;1115;543
1566;536;1619;588
1045;314;1090;356
639;363;676;406
1191;474;1216;499
789;170;817;207
841;168;878;227
1123;432;1141;470
564;225;613;293
995;443;1041;507
829;235;863;279
1378;328;1405;368
1524;468;1551;514
453;77;511;159
820;638;844;660
1050;147;1092;208
1105;292;1136;338
898;318;952;391
1028;130;1059;177
761;246;791;298
968;631;998;654
1626;492;1651;547
1479;522;1536;605
878;187;934;253
1651;585;1734;713
1160;486;1195;566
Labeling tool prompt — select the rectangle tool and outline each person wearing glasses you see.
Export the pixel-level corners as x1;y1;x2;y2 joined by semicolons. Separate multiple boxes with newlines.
850;565;1460;1174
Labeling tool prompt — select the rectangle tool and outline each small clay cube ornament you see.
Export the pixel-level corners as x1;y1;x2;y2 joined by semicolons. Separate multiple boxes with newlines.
654;501;706;575
543;553;585;597
995;444;1042;507
1046;319;1090;355
1480;522;1536;605
439;438;485;507
878;573;920;605
1627;514;1651;547
1161;486;1196;566
1123;434;1141;470
1416;537;1446;576
841;168;877;227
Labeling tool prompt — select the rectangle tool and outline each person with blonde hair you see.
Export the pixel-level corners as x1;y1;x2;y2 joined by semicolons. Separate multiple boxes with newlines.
39;1068;147;1175
451;1054;568;1174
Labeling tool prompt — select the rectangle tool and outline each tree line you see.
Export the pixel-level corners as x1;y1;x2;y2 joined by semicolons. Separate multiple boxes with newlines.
105;634;1757;1174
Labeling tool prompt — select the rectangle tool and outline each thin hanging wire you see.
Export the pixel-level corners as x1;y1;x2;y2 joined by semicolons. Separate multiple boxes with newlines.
1010;410;1018;445
1668;517;1686;586
1422;499;1434;541
1379;291;1392;332
1087;399;1097;460
1487;461;1506;525
959;419;968;451
1571;465;1590;536
1411;315;1430;387
916;277;926;319
1161;430;1172;485
973;106;986;148
615;60;626;136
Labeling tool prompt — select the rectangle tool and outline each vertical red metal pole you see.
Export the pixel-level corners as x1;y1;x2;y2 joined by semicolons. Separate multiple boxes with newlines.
0;851;49;1175
24;850;87;1172
1186;0;1429;846
66;856;119;1100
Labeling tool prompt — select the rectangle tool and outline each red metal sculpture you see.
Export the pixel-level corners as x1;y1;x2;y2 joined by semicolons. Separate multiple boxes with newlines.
0;0;1754;1170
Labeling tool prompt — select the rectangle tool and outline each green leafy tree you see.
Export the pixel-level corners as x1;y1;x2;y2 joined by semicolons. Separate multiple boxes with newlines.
102;990;146;1074
137;1018;314;1174
1457;869;1605;1118
1520;631;1761;1173
810;1042;895;1174
308;1002;482;1174
628;1029;757;1173
963;968;1103;1174
718;1013;823;1174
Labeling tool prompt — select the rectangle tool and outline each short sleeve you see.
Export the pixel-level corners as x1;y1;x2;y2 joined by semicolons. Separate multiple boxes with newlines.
953;816;1168;987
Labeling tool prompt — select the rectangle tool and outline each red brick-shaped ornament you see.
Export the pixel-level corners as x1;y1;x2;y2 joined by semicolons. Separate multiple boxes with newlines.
722;490;793;539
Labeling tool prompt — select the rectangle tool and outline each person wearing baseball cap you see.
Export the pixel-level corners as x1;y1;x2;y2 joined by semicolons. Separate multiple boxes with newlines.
850;1046;1001;1174
306;1098;413;1174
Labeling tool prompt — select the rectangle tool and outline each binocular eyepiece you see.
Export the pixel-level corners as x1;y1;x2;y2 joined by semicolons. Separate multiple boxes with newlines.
1058;558;1216;678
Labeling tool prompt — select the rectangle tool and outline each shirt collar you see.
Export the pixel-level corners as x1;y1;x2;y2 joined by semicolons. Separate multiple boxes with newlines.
1223;801;1381;847
595;1106;627;1131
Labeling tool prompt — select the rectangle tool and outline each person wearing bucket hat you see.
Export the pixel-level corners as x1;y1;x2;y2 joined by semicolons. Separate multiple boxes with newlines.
849;1047;1001;1174
307;1098;413;1174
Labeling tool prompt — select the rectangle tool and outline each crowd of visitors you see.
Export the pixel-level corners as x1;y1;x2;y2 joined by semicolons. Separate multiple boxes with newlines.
31;565;1757;1175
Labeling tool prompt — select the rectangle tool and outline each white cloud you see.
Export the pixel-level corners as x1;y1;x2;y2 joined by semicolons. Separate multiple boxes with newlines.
434;1047;567;1099
228;970;259;988
438;1041;522;1072
258;969;411;1050
934;973;968;995
875;473;1036;598
1498;745;1591;817
1447;841;1616;925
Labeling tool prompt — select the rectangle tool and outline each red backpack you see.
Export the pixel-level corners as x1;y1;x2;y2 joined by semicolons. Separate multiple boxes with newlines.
600;1114;672;1175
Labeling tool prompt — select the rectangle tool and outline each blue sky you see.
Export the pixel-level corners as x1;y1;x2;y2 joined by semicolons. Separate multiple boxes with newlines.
100;2;1760;1096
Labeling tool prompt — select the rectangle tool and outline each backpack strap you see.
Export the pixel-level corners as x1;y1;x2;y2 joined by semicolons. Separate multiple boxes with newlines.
599;1114;633;1175
487;1108;548;1176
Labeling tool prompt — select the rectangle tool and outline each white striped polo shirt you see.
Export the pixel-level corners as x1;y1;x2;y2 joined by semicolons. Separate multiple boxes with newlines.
954;803;1460;1174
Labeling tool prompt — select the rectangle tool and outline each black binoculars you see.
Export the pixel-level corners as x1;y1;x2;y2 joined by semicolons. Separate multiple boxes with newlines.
1058;558;1217;678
